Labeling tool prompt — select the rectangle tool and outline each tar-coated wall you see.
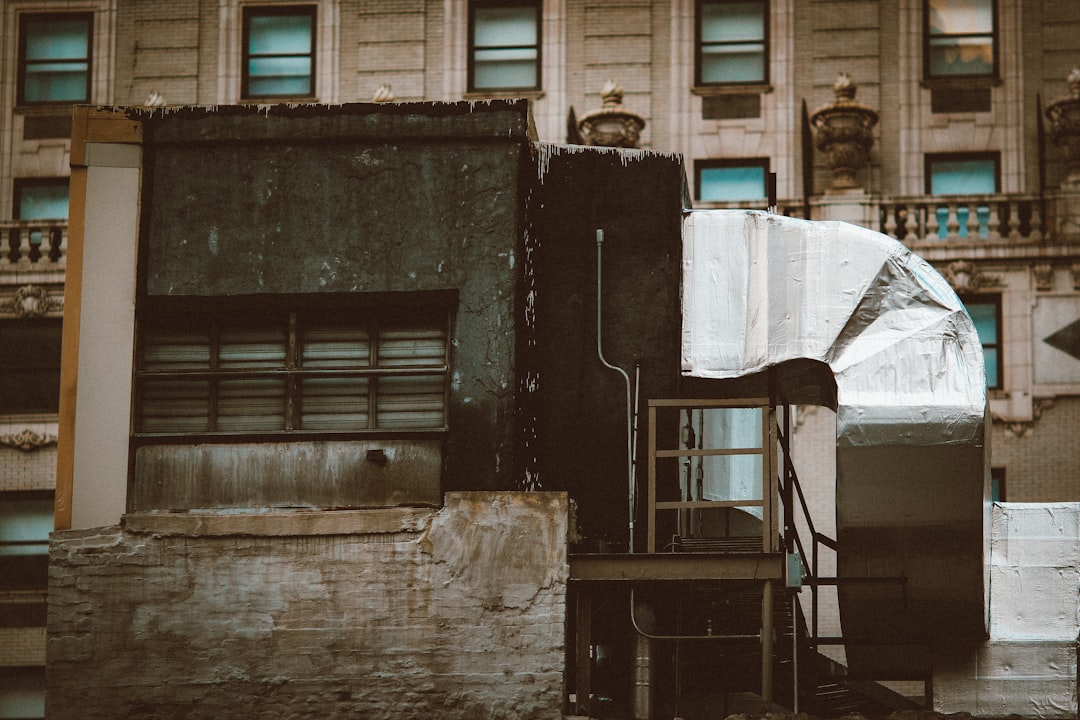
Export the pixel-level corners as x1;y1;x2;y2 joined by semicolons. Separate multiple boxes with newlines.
46;492;568;720
134;102;532;497
526;145;685;547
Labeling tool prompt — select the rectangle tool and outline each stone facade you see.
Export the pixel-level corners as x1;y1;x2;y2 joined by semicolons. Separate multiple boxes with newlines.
46;492;569;720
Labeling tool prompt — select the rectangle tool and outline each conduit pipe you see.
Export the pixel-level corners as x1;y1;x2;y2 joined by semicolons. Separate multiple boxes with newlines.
596;228;636;552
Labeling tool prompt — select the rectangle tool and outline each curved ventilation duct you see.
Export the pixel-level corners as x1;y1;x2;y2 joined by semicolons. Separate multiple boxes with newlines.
682;210;990;678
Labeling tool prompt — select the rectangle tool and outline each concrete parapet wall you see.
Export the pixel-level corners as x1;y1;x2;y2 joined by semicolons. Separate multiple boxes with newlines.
46;491;569;720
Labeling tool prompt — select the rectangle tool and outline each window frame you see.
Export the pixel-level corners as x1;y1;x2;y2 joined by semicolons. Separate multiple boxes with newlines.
132;294;454;443
990;466;1006;502
0;490;54;593
961;293;1003;390
16;12;94;107
0;319;63;417
694;158;770;203
13;178;70;221
923;0;998;82
467;0;542;93
240;5;318;101
695;0;769;88
925;152;1000;195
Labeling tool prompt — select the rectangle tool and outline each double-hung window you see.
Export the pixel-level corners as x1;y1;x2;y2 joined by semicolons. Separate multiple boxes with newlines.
696;0;768;86
0;491;54;592
242;6;317;100
134;299;450;437
17;13;92;105
468;0;541;92
962;294;1002;389
925;0;996;80
695;159;769;203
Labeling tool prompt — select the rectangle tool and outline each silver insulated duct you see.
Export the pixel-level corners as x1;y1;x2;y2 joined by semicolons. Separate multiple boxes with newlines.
681;210;990;678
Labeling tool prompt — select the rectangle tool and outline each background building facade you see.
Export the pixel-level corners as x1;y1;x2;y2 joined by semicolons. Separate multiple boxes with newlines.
3;1;1080;717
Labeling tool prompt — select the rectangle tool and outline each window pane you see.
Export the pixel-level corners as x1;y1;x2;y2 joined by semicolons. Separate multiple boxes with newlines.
701;2;765;43
983;347;999;388
25;18;89;59
966;303;998;344
16;182;69;220
0;668;45;719
474;6;538;47
219;330;287;368
0;495;53;557
928;0;993;35
248;57;313;96
300;377;369;430
248;14;312;55
22;16;90;103
217;378;286;431
701;44;765;83
301;328;370;368
699;165;766;201
139;379;211;433
376;375;445;428
929;158;997;195
929;37;993;77
0;321;62;415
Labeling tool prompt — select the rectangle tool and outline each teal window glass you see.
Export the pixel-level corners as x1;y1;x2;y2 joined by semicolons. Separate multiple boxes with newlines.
698;1;767;84
697;162;768;202
926;0;995;78
15;181;69;221
929;155;998;238
19;14;92;104
0;667;46;719
0;492;54;595
990;467;1006;502
471;3;540;90
243;9;315;98
964;298;1001;388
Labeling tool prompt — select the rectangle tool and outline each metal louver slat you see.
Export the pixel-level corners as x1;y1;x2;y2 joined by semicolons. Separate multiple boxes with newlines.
301;328;370;367
376;374;445;428
379;327;446;367
219;330;287;368
143;332;211;370
140;379;211;432
217;378;286;431
300;376;370;430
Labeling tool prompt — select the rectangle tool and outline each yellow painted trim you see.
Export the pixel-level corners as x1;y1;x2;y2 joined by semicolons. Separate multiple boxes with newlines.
55;107;142;531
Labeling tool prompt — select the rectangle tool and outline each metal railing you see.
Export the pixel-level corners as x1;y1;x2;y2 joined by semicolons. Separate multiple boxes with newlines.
1;220;68;270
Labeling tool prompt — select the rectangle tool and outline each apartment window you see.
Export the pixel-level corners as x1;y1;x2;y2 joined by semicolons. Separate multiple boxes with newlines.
990;467;1005;502
927;153;998;238
134;299;450;437
925;0;996;79
14;179;69;221
0;321;63;416
242;6;317;100
469;0;541;91
695;159;769;202
962;294;1001;389
17;13;92;105
0;492;54;593
696;0;768;86
0;667;45;719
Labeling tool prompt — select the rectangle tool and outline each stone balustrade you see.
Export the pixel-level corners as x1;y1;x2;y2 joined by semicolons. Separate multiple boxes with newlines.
1;220;67;271
879;194;1045;245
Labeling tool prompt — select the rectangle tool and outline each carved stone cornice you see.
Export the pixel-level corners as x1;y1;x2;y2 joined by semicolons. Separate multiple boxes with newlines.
1033;262;1054;291
943;261;1002;293
996;398;1055;437
0;284;63;318
0;428;58;452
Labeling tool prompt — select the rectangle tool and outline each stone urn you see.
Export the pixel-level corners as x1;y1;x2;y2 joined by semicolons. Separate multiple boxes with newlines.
1045;68;1080;187
810;73;879;192
577;80;646;149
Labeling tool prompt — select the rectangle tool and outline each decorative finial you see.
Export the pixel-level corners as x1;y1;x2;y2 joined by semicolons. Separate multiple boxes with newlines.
833;73;856;102
144;90;166;107
372;84;395;103
1068;68;1080;98
600;80;624;108
576;80;646;149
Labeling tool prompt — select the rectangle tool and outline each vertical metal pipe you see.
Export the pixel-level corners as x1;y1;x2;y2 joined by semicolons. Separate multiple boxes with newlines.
761;579;774;714
596;228;635;552
792;590;799;714
631;633;654;720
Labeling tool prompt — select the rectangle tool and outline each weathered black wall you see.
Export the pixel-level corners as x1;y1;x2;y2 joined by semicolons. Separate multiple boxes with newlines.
134;101;532;495
526;146;685;547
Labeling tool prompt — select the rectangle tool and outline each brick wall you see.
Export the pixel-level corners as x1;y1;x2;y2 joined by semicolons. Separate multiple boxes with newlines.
46;492;568;720
0;627;46;667
0;446;56;492
992;396;1080;502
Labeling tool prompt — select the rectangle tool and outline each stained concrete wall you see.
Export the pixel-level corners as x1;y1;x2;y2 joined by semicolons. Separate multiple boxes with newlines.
46;491;568;720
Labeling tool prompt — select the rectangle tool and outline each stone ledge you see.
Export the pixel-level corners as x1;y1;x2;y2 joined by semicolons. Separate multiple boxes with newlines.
121;507;436;538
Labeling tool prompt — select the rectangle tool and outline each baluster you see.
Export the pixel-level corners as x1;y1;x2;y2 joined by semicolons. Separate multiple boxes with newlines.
946;203;961;241
906;205;922;244
28;227;43;263
1029;202;1044;242
1007;200;1022;241
926;204;940;241
7;227;21;263
966;203;981;239
986;203;1001;241
49;226;64;263
884;204;899;239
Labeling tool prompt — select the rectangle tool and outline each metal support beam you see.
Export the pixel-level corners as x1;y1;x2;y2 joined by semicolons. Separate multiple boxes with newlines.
570;552;785;582
761;579;774;713
575;588;592;717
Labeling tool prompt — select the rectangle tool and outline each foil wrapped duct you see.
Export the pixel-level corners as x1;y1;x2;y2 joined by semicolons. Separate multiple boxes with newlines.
682;210;991;678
